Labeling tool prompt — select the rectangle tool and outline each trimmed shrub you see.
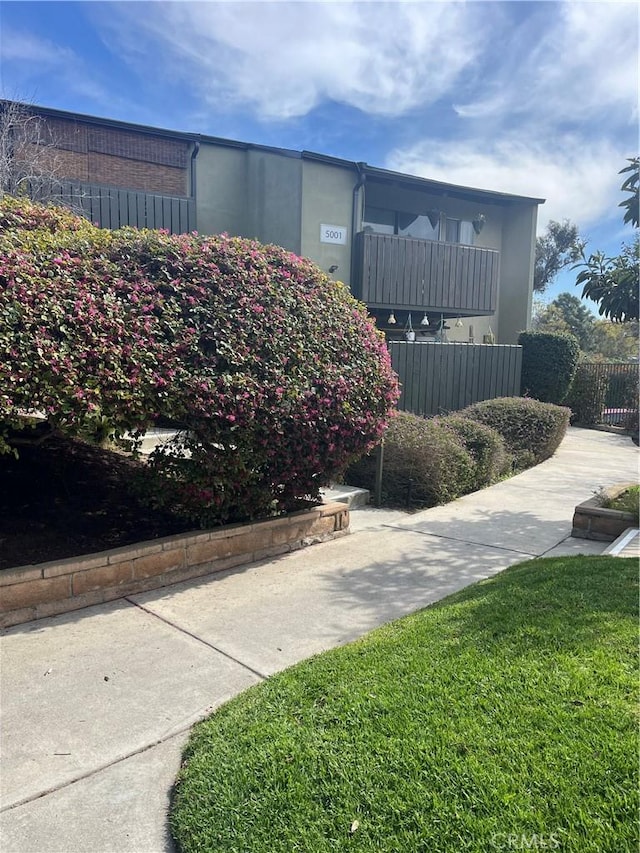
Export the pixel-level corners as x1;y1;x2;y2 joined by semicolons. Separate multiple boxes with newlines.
0;197;399;525
441;415;510;489
346;411;476;508
519;330;580;404
459;397;571;470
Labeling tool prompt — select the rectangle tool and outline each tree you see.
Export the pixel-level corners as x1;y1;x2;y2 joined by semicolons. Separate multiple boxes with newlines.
532;303;571;337
619;157;639;228
549;292;595;351
534;219;585;293
0;100;66;200
586;320;639;362
574;159;639;323
532;292;595;351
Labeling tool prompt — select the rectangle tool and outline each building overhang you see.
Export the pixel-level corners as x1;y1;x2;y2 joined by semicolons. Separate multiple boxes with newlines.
359;164;545;208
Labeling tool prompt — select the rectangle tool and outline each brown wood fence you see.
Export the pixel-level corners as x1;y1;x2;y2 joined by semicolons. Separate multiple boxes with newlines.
389;341;522;416
29;180;195;234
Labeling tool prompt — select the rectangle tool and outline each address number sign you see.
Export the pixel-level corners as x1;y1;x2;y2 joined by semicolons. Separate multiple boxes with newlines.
320;224;347;245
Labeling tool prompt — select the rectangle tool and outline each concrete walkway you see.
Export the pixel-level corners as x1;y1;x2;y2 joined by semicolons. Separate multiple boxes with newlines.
1;427;637;853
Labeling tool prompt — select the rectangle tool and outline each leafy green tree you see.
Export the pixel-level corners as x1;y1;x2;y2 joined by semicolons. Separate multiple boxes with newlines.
532;292;595;351
575;159;639;323
534;219;585;293
586;320;639;362
619;157;639;228
532;303;571;337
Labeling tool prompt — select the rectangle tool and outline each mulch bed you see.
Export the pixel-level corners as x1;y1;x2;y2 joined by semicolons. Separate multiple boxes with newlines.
0;436;195;570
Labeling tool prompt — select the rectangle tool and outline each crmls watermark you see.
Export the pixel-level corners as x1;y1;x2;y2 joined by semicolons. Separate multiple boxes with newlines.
490;832;562;850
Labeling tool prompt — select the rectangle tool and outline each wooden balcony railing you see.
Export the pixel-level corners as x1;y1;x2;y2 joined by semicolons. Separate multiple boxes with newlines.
354;232;499;315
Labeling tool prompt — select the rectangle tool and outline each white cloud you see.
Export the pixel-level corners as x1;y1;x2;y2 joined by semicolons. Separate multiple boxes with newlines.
386;134;627;234
0;26;112;105
389;1;638;236
453;1;638;127
12;0;633;245
102;1;487;119
0;29;76;67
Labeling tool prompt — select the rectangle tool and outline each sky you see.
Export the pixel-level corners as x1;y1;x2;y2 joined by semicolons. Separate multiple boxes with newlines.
0;0;638;308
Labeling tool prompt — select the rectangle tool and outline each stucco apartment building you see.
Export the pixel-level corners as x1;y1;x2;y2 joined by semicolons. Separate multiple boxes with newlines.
5;101;544;346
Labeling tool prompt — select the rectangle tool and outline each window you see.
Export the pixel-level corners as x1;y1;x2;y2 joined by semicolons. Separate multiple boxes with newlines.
445;218;459;243
397;213;439;241
445;218;475;246
362;206;395;235
459;220;475;245
363;206;474;245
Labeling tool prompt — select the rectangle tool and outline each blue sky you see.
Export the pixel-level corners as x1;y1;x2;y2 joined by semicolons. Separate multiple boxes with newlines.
1;0;637;308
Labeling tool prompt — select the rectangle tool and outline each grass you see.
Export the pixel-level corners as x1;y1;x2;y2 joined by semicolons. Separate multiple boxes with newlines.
170;556;638;853
604;485;639;523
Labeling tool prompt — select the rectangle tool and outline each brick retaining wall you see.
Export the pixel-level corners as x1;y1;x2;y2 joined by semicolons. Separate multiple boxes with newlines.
571;482;637;541
0;502;349;629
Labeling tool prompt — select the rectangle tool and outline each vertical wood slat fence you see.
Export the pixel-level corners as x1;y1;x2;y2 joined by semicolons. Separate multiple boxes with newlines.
29;180;196;234
355;232;499;315
389;341;522;416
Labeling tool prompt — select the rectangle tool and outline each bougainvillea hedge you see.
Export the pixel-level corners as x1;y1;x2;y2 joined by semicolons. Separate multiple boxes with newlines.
0;197;399;525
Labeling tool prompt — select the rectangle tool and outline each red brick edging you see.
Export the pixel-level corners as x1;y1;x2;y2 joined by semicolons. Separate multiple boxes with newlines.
0;502;349;629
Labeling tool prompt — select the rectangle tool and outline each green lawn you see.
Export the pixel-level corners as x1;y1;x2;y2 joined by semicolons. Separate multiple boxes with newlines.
170;556;638;853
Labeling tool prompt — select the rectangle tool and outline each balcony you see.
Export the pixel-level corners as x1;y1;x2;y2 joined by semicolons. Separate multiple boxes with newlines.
353;232;499;316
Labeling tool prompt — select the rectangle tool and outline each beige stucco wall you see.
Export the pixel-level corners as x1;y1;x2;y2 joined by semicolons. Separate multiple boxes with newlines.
496;204;538;344
195;144;249;238
246;150;302;254
195;144;303;253
300;160;355;283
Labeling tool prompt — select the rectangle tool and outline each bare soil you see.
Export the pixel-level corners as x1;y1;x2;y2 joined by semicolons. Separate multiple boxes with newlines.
0;436;195;570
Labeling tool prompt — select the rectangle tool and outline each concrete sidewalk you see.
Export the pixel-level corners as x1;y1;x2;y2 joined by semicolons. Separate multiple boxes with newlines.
1;427;637;853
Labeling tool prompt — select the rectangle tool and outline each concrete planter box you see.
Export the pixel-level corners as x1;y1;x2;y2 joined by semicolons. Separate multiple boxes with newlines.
0;502;349;629
572;482;638;541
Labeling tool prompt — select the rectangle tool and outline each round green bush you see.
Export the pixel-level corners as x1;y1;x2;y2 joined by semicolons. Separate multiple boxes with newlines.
440;415;510;489
519;330;580;404
0;197;399;525
459;397;571;470
346;411;476;508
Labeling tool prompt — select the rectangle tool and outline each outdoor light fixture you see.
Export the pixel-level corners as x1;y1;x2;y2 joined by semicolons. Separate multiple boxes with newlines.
472;214;486;235
455;317;464;327
420;313;430;326
328;264;339;273
387;311;397;325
